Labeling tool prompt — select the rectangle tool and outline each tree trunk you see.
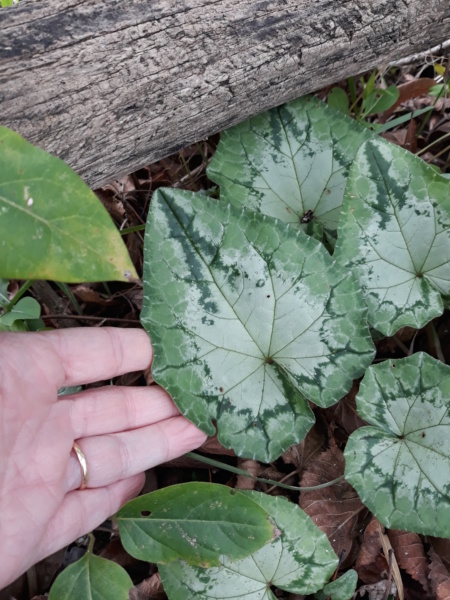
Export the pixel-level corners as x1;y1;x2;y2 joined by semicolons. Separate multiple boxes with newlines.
1;0;449;188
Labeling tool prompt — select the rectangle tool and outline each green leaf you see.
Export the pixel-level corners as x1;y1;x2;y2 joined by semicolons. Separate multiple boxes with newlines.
371;106;433;134
142;188;374;461
159;491;338;599
0;127;137;282
361;85;399;116
344;352;450;537
0;297;40;326
207;96;373;240
48;552;132;600
315;570;358;600
0;279;9;307
335;137;450;336
328;88;350;115
116;482;277;567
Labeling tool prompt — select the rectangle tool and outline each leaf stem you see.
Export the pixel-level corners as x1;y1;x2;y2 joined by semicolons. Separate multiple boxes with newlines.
4;279;33;312
120;224;146;235
185;451;344;492
426;321;446;363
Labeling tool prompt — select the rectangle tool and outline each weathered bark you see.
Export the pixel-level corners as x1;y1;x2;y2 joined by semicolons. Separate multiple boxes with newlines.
1;0;449;188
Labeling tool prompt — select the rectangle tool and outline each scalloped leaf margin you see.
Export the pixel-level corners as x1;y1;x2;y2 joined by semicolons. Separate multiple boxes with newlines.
345;352;450;536
141;188;375;461
335;137;450;336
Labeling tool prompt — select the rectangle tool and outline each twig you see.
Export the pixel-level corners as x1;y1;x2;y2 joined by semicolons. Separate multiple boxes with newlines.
388;39;450;67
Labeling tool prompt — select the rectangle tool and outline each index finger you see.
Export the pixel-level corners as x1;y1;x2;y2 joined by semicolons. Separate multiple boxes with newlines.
45;327;153;386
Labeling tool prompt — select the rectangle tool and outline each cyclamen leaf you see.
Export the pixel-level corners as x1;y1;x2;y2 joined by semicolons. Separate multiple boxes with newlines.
315;570;358;600
116;483;277;567
207;96;373;240
48;553;132;600
0;127;137;282
142;188;374;461
335;137;450;336
159;491;338;599
344;352;450;537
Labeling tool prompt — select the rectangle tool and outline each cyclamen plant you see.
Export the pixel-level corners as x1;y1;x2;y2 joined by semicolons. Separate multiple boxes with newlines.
2;95;448;599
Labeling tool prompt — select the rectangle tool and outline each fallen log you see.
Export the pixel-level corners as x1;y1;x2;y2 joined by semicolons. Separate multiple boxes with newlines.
1;0;449;187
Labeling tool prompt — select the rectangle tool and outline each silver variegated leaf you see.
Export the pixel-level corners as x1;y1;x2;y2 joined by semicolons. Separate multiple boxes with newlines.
345;352;450;537
207;96;373;241
335;137;450;336
141;188;374;461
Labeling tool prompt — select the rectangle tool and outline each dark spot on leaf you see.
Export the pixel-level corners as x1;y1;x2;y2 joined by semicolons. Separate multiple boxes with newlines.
264;357;274;365
300;209;314;224
219;387;224;393
266;294;271;298
421;432;426;438
229;489;236;495
141;510;151;517
416;272;423;278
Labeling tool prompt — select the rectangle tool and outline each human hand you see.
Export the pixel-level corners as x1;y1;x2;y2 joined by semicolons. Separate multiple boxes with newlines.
0;327;207;588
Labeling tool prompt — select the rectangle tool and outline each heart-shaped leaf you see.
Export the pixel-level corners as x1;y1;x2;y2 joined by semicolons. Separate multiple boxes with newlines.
0;126;137;282
116;483;277;567
142;188;374;461
48;552;132;600
315;569;358;600
335;137;450;336
344;352;450;536
207;96;373;241
159;491;338;599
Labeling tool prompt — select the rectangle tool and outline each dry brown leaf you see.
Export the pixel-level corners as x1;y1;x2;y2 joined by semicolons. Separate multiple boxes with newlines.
281;423;326;470
72;285;113;305
327;383;366;436
384;78;436;117
357;580;397;599
437;580;450;600
355;517;388;584
388;530;428;592
428;545;450;597
299;445;366;567
199;434;236;456
282;423;326;470
430;538;450;572
130;572;166;600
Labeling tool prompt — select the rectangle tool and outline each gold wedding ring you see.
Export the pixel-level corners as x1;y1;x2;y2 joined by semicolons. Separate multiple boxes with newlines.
72;442;88;490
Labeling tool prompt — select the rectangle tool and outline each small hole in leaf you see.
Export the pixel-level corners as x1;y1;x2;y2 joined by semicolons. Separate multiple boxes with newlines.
141;510;151;517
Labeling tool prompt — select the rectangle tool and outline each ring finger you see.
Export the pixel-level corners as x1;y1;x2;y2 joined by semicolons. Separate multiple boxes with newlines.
65;415;207;492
